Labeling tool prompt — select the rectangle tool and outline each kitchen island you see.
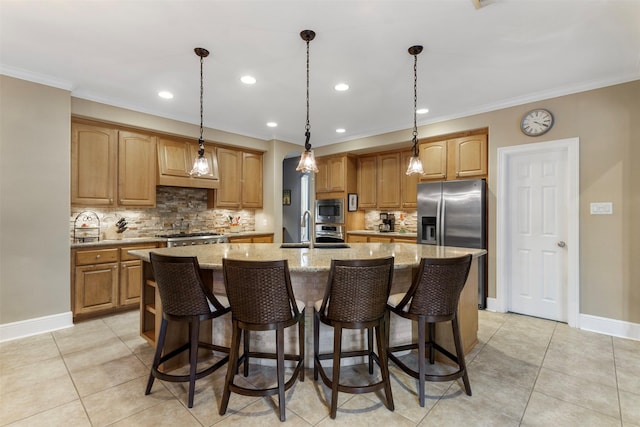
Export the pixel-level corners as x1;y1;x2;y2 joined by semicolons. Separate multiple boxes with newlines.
129;243;486;367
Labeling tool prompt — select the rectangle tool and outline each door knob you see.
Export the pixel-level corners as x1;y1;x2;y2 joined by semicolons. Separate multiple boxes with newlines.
557;241;566;248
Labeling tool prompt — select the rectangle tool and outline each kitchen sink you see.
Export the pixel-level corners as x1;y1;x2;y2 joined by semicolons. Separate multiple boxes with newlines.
280;243;350;249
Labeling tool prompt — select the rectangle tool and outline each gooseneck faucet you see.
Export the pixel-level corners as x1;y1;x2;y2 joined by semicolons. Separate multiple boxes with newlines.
301;210;315;249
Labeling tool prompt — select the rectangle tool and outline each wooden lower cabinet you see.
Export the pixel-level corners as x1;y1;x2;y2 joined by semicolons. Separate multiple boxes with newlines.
227;233;274;243
348;234;416;244
72;243;158;321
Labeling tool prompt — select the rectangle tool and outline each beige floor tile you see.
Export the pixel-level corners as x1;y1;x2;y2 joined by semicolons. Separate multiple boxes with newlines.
110;399;202;427
316;394;414;426
521;391;620;427
0;357;79;425
620;390;640;425
534;367;620;418
468;344;540;391
463;369;531;421
614;337;640;395
69;353;148;397
82;376;174;426
214;398;313;426
483;332;549;366
52;319;119;355
4;400;91;427
62;335;133;373
419;395;521;427
0;333;60;372
386;364;448;423
102;309;141;337
542;346;617;388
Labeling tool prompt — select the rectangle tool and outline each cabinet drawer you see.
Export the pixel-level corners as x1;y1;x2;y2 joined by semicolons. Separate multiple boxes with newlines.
120;245;157;261
75;248;119;265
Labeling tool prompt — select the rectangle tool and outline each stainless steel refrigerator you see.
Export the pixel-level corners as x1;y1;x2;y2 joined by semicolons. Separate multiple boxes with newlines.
417;179;487;308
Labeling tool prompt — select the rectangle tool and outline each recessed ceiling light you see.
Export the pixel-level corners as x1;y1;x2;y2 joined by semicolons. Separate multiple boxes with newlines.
336;128;346;133
334;83;349;91
158;91;174;99
266;122;278;127
241;75;256;85
417;108;429;114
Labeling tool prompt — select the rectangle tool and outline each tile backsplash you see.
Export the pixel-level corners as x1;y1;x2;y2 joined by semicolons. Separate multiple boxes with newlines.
364;210;417;233
70;186;255;241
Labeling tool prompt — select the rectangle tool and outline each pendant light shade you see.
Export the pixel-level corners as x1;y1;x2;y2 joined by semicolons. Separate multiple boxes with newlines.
296;30;319;174
406;45;424;176
190;47;211;177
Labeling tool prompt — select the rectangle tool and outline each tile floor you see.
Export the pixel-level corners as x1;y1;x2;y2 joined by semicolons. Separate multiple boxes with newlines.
1;309;638;426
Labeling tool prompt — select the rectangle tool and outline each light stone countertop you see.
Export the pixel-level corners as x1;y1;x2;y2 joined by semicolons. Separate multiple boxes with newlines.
128;242;486;273
70;231;275;249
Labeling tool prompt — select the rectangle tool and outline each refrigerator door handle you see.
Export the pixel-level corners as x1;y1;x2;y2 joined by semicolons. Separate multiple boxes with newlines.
436;198;442;246
441;198;446;246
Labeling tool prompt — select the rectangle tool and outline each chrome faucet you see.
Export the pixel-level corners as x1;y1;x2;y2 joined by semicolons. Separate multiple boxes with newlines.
301;210;315;249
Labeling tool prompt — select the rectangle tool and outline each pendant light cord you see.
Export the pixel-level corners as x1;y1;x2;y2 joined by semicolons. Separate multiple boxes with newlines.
198;53;205;155
412;52;419;156
304;38;311;150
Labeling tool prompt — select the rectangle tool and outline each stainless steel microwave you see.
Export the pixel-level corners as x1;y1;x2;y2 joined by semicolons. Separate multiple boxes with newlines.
315;198;344;224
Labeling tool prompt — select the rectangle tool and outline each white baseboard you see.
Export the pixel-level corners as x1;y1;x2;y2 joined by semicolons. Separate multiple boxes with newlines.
0;311;73;343
486;297;499;312
579;313;640;342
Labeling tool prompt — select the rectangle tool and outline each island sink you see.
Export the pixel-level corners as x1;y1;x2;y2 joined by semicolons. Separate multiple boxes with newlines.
280;243;350;249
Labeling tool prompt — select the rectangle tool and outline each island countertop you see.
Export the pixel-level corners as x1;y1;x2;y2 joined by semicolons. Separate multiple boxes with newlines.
128;242;486;272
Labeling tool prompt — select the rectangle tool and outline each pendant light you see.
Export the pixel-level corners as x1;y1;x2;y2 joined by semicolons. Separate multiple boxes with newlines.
190;47;211;176
406;45;424;176
296;30;319;173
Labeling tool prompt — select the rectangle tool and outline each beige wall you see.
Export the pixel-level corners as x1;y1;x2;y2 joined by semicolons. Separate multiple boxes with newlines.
1;75;637;326
0;75;71;323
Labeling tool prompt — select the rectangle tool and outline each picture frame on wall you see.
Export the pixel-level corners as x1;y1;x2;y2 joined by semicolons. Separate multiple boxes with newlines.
348;193;358;211
283;189;291;206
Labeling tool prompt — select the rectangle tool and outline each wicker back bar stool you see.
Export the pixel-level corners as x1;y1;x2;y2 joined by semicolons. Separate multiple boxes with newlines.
387;254;473;407
313;257;395;419
145;253;231;408
219;258;305;422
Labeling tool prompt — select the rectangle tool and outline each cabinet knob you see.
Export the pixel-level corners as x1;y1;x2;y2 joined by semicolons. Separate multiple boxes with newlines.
96;254;101;259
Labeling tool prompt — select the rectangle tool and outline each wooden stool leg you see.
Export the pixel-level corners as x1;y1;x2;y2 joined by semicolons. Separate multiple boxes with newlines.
330;326;343;419
187;320;200;408
367;327;374;374
299;311;305;382
418;317;426;407
146;317;168;395
277;327;286;421
313;310;320;381
428;322;436;364
243;329;250;377
376;320;394;411
219;320;242;415
452;316;472;396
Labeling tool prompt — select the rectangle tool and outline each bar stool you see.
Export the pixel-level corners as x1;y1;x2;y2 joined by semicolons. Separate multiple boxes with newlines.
219;259;305;422
145;253;230;408
387;254;473;407
313;257;395;419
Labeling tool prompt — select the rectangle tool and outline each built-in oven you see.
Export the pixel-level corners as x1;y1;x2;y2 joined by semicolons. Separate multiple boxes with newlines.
315;224;345;243
315;198;344;224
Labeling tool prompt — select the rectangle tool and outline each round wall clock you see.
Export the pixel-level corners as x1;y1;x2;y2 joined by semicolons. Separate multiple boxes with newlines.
520;108;554;136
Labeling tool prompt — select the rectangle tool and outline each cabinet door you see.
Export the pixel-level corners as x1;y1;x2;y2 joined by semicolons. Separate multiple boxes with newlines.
327;156;346;192
401;151;419;208
242;152;263;208
348;235;368;243
252;235;273;243
419;141;447;181
315;158;330;193
357;155;377;208
215;147;243;208
157;138;190;178
369;236;392;243
71;122;117;206
227;236;252;243
449;135;487;179
377;152;401;208
118;131;156;207
74;263;118;316
119;260;142;306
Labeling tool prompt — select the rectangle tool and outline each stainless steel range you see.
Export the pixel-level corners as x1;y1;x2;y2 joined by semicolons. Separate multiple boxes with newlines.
156;232;228;247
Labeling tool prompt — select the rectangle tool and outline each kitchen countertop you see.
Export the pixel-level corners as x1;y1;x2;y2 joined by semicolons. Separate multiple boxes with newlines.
70;231;274;249
348;229;418;239
128;242;485;273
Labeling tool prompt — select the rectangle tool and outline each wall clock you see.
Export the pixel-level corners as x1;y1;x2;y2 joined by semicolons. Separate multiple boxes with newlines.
520;108;554;136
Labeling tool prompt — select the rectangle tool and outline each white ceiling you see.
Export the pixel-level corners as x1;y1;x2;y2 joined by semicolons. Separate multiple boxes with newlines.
1;1;639;149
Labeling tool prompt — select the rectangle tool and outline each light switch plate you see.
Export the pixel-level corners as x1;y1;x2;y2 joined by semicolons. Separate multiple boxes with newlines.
590;202;613;215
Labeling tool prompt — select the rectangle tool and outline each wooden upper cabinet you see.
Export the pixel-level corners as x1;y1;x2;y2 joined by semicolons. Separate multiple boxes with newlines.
242;152;263;208
401;151;419;208
72;122;117;206
419;141;447;181
377;152;401;208
212;147;262;209
316;156;347;193
157;137;219;188
449;135;487;179
419;134;487;181
357;155;377;208
72;122;156;207
118;131;156;207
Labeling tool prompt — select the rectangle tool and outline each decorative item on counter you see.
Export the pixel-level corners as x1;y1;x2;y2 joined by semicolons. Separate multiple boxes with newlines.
73;211;100;243
116;217;128;233
228;216;241;233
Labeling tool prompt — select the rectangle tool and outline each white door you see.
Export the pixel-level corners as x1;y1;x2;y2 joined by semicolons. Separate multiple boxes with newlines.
507;148;568;321
497;138;579;326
